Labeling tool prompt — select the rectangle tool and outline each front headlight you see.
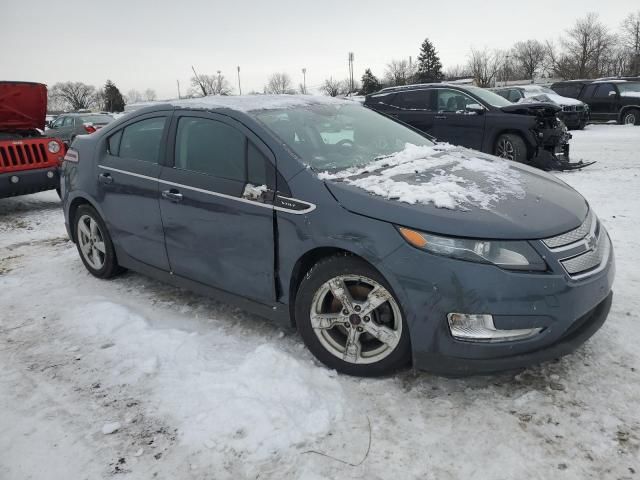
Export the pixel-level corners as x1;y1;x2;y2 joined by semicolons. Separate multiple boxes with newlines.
47;140;61;153
397;227;547;271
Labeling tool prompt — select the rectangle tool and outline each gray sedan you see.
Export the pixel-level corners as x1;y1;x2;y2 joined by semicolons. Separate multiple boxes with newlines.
46;113;114;143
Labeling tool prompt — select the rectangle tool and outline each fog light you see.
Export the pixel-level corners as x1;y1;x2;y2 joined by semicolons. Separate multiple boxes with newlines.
10;176;19;184
46;171;54;178
447;313;542;343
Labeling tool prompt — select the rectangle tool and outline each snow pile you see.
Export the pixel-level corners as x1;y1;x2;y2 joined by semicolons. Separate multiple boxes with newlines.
64;301;343;461
320;143;525;210
169;94;352;113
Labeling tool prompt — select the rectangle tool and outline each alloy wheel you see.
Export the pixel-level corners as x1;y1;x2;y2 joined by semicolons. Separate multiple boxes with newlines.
624;113;636;125
77;214;106;270
496;138;515;160
309;275;402;364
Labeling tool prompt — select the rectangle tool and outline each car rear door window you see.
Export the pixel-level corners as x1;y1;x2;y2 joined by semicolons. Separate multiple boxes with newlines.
582;84;597;98
118;117;167;164
594;84;615;98
396;90;432;110
174;117;245;182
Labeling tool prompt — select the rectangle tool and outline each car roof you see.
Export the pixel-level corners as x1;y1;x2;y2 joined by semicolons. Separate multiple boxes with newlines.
372;83;474;96
165;94;352;113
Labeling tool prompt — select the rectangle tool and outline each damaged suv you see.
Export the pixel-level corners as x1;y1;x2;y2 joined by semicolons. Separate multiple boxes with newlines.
364;84;588;171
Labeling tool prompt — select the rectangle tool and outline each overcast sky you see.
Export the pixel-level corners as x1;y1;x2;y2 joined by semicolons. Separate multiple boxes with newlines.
2;0;638;99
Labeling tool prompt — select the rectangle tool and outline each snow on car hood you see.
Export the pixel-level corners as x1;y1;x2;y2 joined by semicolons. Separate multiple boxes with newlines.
521;92;585;107
319;143;524;210
621;91;640;98
321;143;588;239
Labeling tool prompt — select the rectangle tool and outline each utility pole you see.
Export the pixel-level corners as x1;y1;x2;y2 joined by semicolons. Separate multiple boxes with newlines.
176;80;181;99
348;52;355;94
216;70;222;95
237;66;242;95
302;68;307;94
504;54;510;86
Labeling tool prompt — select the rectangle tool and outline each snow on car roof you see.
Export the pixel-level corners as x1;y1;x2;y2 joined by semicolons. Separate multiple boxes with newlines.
167;94;353;113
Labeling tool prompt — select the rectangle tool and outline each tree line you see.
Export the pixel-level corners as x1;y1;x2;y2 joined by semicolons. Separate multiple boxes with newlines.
48;81;157;113
47;10;639;111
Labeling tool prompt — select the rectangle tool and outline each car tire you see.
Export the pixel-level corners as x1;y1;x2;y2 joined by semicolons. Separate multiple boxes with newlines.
295;255;411;377
495;134;528;163
73;204;122;279
622;109;640;126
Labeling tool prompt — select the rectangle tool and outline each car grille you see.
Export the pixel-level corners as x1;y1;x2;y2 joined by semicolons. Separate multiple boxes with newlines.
562;105;586;112
543;211;594;249
560;236;610;276
0;140;54;172
543;211;611;280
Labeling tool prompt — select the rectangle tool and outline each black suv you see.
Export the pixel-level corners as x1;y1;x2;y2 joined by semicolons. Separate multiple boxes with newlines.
551;79;640;125
364;84;573;170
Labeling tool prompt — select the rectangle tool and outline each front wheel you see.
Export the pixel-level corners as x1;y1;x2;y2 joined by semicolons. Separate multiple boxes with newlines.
74;204;122;279
295;256;411;377
495;134;528;163
622;109;640;126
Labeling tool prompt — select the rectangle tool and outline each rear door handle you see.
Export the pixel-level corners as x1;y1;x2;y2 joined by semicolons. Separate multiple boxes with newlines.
161;189;183;202
98;172;113;184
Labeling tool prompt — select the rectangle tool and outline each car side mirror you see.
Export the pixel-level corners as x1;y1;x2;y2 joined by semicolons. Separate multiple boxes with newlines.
466;103;485;114
608;91;617;97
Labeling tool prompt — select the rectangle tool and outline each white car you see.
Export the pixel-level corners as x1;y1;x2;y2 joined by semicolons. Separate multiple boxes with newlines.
493;85;589;129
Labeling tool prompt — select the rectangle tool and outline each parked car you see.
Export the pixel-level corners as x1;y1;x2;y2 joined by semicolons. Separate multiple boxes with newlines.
46;112;114;144
0;81;65;198
576;80;640;125
549;79;593;99
363;84;586;171
492;85;589;129
61;95;614;377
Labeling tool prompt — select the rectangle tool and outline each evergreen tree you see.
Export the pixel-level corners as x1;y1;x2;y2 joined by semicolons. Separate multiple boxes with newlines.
360;68;382;94
103;80;125;112
416;38;444;83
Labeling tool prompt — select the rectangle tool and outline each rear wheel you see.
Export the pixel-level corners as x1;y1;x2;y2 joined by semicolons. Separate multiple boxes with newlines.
622;109;640;126
295;256;411;377
74;204;122;279
495;134;528;163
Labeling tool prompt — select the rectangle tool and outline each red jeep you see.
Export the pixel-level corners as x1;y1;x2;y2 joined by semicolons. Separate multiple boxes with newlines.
0;81;65;198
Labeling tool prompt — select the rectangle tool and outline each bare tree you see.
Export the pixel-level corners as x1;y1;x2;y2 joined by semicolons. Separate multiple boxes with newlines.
50;82;97;111
266;73;295;94
144;89;157;101
320;77;348;97
384;59;416;86
189;73;233;97
511;40;547;80
621;11;640;74
126;89;143;104
549;13;616;79
298;83;308;95
443;64;471;80
467;48;504;87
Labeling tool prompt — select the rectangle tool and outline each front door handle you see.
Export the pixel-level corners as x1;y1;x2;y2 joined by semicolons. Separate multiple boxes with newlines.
98;172;113;184
162;189;183;202
435;115;448;120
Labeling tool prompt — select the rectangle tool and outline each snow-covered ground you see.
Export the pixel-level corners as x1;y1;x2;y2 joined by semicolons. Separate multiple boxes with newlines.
1;124;639;479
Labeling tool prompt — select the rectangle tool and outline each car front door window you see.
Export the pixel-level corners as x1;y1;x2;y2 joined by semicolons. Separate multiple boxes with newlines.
437;89;477;113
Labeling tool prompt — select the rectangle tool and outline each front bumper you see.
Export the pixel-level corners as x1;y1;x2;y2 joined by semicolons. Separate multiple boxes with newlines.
0;167;60;199
381;238;615;376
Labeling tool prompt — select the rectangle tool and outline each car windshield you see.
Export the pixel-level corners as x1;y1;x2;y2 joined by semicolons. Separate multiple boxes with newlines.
464;86;513;107
80;115;113;124
618;82;640;94
253;103;435;172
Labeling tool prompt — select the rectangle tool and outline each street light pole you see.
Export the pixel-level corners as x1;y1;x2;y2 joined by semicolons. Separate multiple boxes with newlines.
237;66;242;95
302;68;307;94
